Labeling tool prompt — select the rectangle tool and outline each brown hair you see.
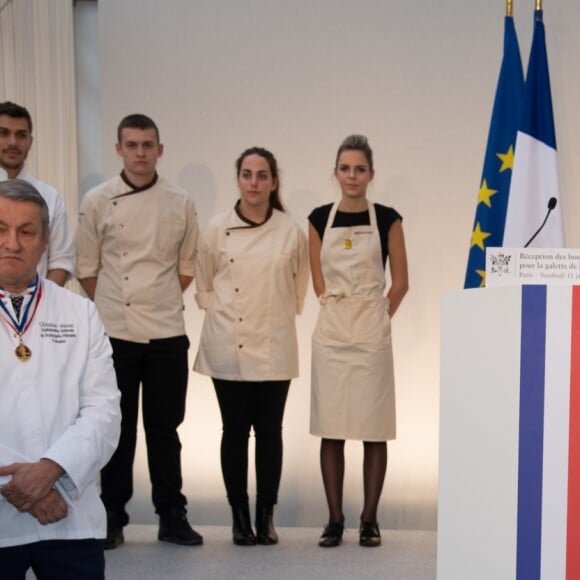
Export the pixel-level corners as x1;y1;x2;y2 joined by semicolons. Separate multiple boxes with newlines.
335;134;374;172
235;147;284;212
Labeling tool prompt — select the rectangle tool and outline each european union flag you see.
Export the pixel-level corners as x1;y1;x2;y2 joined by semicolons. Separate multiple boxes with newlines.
464;15;524;288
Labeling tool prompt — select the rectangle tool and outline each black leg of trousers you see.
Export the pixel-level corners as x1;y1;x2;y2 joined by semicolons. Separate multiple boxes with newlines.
100;339;144;525
213;379;290;507
252;380;290;506
0;540;105;580
142;336;189;515
100;336;189;521
213;379;252;507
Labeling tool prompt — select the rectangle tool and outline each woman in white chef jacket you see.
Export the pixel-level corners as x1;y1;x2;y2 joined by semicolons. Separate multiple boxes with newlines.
194;147;309;546
309;135;408;548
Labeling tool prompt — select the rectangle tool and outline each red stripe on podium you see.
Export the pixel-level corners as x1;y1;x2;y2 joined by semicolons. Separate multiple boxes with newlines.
567;286;580;579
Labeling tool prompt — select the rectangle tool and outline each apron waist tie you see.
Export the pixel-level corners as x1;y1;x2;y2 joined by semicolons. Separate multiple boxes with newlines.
319;291;384;305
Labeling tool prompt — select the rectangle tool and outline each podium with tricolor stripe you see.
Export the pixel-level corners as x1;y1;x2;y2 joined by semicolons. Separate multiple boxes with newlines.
438;285;580;580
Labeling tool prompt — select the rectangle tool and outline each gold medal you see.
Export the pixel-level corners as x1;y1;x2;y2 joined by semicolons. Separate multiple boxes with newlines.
15;340;32;362
344;239;352;250
1;279;42;361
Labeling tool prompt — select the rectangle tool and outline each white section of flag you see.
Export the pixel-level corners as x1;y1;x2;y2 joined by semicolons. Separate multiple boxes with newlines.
503;132;565;248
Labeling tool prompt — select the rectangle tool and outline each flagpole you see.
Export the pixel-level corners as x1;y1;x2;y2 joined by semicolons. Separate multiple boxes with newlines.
507;0;513;17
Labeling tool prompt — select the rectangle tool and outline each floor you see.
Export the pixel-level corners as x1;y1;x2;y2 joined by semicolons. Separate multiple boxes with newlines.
103;524;437;580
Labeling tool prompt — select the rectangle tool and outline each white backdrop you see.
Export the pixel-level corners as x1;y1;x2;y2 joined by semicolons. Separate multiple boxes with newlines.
75;0;580;530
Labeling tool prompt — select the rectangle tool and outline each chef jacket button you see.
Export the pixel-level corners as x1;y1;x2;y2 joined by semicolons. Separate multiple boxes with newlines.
226;232;230;236
124;276;129;281
235;288;239;292
238;344;243;349
239;317;243;322
123;252;128;257
230;258;234;263
125;302;130;307
119;224;124;229
113;201;117;206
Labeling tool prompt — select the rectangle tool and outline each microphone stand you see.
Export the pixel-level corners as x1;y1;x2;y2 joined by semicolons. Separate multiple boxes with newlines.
523;198;557;248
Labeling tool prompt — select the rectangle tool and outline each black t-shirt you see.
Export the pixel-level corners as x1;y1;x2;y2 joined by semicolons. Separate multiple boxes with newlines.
308;202;402;268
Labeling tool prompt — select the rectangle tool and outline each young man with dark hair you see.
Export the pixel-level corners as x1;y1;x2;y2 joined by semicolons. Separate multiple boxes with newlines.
76;114;201;549
0;101;75;285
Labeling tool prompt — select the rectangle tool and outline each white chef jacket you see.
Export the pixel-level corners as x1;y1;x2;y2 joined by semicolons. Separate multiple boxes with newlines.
194;206;309;381
0;279;121;548
75;174;198;342
0;168;76;279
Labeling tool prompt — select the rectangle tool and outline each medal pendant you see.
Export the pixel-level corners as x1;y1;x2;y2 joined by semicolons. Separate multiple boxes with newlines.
344;239;352;250
15;341;32;362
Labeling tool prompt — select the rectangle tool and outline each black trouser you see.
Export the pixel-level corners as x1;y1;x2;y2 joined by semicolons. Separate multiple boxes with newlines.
101;336;189;525
212;379;291;508
0;540;105;580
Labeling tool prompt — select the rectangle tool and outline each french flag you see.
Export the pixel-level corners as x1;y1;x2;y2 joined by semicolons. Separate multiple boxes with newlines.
503;9;565;249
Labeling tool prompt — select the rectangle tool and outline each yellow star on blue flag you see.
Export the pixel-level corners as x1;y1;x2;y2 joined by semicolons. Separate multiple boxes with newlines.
497;145;515;172
470;222;492;250
464;15;524;288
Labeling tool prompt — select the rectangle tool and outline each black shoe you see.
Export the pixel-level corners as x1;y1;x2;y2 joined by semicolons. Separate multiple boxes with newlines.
104;512;125;550
318;521;344;547
255;504;278;545
232;505;256;546
104;525;124;550
359;521;381;547
158;508;203;546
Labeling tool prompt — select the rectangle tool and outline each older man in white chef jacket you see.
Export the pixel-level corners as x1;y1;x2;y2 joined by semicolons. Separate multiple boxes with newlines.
0;180;121;579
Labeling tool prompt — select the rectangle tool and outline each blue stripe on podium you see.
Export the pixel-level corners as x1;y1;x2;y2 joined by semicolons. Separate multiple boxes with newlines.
516;285;547;580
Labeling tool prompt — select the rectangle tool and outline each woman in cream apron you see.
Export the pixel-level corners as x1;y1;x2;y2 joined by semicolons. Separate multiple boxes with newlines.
309;135;408;548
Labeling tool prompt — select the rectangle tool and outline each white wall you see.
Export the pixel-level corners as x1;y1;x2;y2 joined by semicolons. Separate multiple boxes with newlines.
74;0;580;530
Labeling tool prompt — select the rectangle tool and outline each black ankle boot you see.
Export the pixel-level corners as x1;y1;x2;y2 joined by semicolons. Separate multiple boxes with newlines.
255;503;278;545
232;505;256;546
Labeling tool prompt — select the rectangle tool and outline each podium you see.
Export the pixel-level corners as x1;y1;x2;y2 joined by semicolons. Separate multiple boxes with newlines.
438;284;580;580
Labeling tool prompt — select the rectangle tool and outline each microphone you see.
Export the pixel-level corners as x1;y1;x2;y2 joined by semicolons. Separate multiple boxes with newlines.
523;197;558;248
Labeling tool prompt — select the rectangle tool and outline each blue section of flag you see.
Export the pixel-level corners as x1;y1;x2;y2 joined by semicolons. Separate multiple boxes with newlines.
516;285;547;580
464;17;524;288
519;10;556;150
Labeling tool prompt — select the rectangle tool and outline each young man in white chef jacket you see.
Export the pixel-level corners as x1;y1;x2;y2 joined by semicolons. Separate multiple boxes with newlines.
75;114;201;549
0;101;75;284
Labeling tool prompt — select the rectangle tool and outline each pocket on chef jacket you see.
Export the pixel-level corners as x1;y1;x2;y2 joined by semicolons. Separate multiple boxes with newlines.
198;341;238;376
158;217;186;259
2;382;45;461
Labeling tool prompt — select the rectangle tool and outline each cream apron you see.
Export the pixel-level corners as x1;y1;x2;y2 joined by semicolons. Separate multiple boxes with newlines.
310;202;396;441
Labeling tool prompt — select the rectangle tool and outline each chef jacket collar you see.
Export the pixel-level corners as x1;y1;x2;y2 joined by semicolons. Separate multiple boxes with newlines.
112;171;159;199
229;199;273;230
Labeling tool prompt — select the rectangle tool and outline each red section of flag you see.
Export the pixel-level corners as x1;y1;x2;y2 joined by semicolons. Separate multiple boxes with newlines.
567;286;580;578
